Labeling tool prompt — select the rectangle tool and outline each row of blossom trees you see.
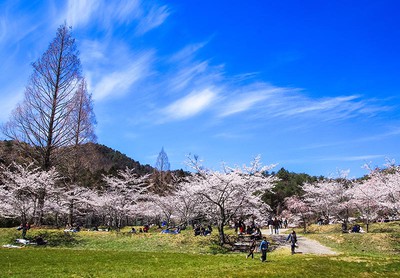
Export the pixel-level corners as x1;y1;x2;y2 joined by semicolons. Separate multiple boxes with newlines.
0;163;146;229
0;156;277;244
284;164;400;232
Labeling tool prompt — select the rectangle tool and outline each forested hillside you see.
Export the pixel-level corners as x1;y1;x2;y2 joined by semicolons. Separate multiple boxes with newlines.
0;140;155;188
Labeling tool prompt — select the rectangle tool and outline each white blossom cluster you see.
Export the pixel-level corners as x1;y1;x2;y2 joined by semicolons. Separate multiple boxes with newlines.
284;164;400;231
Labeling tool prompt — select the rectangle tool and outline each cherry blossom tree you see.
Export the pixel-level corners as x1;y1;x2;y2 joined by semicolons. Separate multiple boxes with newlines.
358;162;400;222
59;185;97;227
171;186;201;226
0;162;61;225
150;185;201;228
283;195;311;232
373;166;400;217
184;155;277;245
350;175;381;233
99;167;150;229
302;173;355;232
150;194;177;226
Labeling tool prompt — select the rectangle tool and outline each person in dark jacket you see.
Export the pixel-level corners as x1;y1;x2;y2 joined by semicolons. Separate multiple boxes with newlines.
259;237;270;262
273;218;280;234
246;239;257;259
286;230;297;254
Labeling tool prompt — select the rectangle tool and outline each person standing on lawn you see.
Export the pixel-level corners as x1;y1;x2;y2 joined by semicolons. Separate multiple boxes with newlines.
17;222;30;239
246;238;257;259
259;237;270;262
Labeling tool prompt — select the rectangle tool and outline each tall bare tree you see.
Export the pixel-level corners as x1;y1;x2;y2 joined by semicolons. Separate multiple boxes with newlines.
152;147;172;194
69;79;97;147
2;24;86;170
2;25;96;226
60;78;97;226
155;147;170;172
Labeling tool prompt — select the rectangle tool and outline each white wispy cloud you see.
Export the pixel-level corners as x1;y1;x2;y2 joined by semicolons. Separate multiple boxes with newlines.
168;42;208;63
149;38;393;127
298;126;400;152
353;127;400;143
155;39;393;125
62;1;395;130
65;0;99;27
135;4;170;35
319;154;386;162
269;94;391;122
63;1;170;105
65;0;168;35
213;132;248;139
218;86;285;117
0;2;43;47
168;61;210;92
89;51;154;101
164;42;223;94
161;88;218;121
277;95;360;116
110;0;141;24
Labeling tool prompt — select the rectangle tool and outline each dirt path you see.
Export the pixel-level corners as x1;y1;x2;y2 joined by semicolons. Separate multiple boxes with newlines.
262;228;337;255
294;236;337;255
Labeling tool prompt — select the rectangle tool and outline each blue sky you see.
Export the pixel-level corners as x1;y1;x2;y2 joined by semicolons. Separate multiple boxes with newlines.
1;0;399;178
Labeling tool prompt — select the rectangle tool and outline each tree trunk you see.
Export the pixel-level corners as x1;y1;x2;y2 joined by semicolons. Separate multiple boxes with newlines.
302;215;307;233
68;200;74;227
34;189;46;226
366;203;370;233
217;222;226;245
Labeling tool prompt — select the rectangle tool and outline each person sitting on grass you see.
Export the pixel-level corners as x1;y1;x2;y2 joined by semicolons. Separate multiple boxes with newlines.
203;225;212;236
351;224;360;233
194;225;201;236
251;227;262;240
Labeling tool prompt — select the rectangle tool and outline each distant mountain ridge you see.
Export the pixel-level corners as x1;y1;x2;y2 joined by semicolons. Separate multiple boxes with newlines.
0;140;155;188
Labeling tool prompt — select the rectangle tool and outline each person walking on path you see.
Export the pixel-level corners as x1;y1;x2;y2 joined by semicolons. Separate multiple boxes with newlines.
267;219;274;235
283;218;288;228
246;239;257;259
273;218;280;234
286;230;297;255
259;237;270;262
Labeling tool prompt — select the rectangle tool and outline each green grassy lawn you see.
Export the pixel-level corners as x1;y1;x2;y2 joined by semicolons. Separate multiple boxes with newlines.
0;223;399;277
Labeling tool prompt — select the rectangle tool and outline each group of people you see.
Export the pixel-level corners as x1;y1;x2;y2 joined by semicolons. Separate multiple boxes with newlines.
130;225;150;233
267;218;288;235
246;237;270;261
193;224;212;236
235;221;262;239
64;224;81;233
246;230;298;262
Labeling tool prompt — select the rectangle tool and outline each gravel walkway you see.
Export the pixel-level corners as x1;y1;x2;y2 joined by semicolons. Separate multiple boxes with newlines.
263;228;337;255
